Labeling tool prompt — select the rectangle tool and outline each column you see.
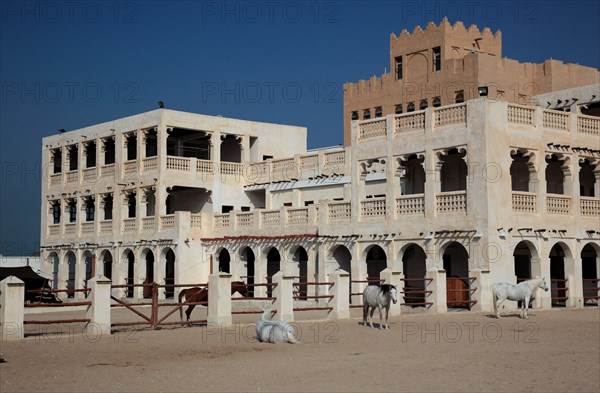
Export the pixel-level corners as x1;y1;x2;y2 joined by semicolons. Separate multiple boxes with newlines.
470;269;492;312
0;276;25;341
426;269;447;314
85;276;112;336
272;272;294;322
207;273;232;326
328;269;350;319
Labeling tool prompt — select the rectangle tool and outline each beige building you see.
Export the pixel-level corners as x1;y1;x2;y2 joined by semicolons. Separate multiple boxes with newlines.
40;21;600;314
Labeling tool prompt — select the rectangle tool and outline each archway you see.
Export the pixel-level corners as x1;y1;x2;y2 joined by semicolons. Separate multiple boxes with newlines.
442;242;471;309
218;248;231;273
266;247;281;297
48;252;59;290
83;251;93;294
401;244;427;307
581;243;599;306
101;250;113;280
513;241;541;281
143;249;155;299
366;245;387;281
66;251;76;298
550;243;567;307
124;249;135;298
332;245;353;302
241;247;255;297
164;248;175;299
292;246;308;300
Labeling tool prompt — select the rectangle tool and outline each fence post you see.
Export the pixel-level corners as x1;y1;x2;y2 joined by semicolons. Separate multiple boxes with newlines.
426;269;447;314
0;276;25;341
273;271;294;322
470;269;491;312
328;269;350;319
208;272;232;327
380;268;402;317
85;275;112;336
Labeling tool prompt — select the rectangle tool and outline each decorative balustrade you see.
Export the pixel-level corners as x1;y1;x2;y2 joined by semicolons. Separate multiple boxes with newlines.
141;217;156;231
64;223;76;236
394;112;425;133
577;115;600;136
272;158;296;181
436;191;467;214
123;160;138;177
142;156;158;171
261;210;281;226
581;197;600;216
213;214;230;229
286;208;309;224
123;218;137;233
49;173;62;187
167;156;191;171
65;170;79;184
512;192;537;214
547;195;571;214
360;198;386;218
81;222;95;235
396;194;425;216
100;164;115;179
100;220;113;234
434;104;466;128
247;162;269;180
324;150;345;167
235;212;253;227
358;118;387;140
190;214;202;229
543;110;569;131
82;168;97;183
300;154;318;170
507;104;535;126
160;215;175;230
327;201;351;222
48;224;60;237
221;162;243;176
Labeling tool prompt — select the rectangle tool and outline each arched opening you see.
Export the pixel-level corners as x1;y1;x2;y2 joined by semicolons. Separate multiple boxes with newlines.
332;245;352;302
220;134;242;163
579;159;596;197
366;245;387;281
550;243;567;307
144;250;155;299
266;248;281;297
218;248;231;273
510;152;532;192
292;246;308;300
400;155;425;195
440;149;467;192
401;244;427;307
513;242;532;281
165;248;175;299
581;244;599;306
66;251;76;298
241;247;255;298
545;155;565;195
48;252;59;290
125;249;135;298
443;242;472;309
102;251;113;280
83;251;93;297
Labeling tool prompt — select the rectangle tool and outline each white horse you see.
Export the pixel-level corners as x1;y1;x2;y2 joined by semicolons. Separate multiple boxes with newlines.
492;277;549;319
255;309;301;344
363;284;398;329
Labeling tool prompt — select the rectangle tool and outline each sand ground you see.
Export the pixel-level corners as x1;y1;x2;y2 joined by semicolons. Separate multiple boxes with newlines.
1;307;599;392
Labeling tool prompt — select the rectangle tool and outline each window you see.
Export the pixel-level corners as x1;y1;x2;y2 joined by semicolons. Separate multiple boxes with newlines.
363;109;371;120
68;146;78;171
85;200;95;222
351;111;359;121
241;206;250;212
432;97;441;107
127;194;136;218
455;90;464;103
104;138;115;165
407;102;415;112
432;47;441;71
52;202;61;224
126;134;137;161
375;106;383;118
419;99;428;110
221;205;234;213
52;149;62;174
68;201;77;223
394;56;403;80
304;201;314;206
85;142;96;168
394;104;403;114
263;155;273;161
104;195;113;220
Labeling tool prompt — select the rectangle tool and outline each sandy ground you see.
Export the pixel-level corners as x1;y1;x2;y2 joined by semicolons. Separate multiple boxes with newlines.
1;307;599;392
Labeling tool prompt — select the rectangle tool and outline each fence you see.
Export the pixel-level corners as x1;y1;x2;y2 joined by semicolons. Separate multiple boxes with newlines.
446;277;478;309
401;277;433;308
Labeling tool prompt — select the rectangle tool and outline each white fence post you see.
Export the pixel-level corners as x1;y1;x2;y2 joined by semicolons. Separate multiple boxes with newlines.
426;269;447;314
273;271;294;322
380;268;402;317
328;269;350;319
470;269;492;312
1;276;25;341
208;273;232;327
85;275;112;336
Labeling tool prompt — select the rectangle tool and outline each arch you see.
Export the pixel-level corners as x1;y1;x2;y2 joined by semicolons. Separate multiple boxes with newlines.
364;244;387;281
440;148;467;192
65;251;76;298
266;247;281;297
331;245;353;303
549;242;570;307
123;248;135;298
401;243;427;307
581;243;599;306
217;248;231;273
48;252;59;290
240;246;256;297
142;248;155;299
399;154;425;195
83;250;93;282
290;246;308;300
513;240;540;281
164;248;176;299
220;134;242;163
545;154;566;194
442;241;471;309
100;250;113;280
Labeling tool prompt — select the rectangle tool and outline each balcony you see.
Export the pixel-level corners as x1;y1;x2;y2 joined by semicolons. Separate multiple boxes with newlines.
547;195;571;215
436;191;466;214
396;194;425;216
327;201;351;223
581;197;600;217
512;192;537;214
81;221;95;236
360;197;386;219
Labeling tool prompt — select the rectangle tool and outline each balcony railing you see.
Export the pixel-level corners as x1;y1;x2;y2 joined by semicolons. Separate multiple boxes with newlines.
190;213;202;229
261;210;281;226
123;160;138;177
395;111;425;133
286;208;309;225
123;218;137;233
161;215;175;230
167;156;190;171
142;156;158;171
360;197;386;218
81;221;95;235
580;197;600;217
512;192;537;214
434;103;466;128
543;110;569;131
82;167;97;183
358;118;387;140
49;173;62;187
436;191;467;214
99;220;112;234
236;212;253;228
48;224;60;237
577;115;600;136
547;195;571;214
327;201;351;222
100;164;115;180
213;214;230;229
141;217;156;231
65;170;79;184
396;194;425;216
64;223;76;236
507;104;535;126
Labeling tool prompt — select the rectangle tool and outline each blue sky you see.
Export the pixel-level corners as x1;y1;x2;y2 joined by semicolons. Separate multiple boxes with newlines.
1;0;599;255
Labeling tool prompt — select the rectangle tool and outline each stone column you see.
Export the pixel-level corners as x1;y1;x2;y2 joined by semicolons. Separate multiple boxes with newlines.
538;256;552;309
380;267;402;316
74;249;85;300
254;248;267;298
0;276;25;341
207;273;232;327
272;271;294;322
426;269;447;314
328;269;350;320
85;275;112;336
470;269;492;312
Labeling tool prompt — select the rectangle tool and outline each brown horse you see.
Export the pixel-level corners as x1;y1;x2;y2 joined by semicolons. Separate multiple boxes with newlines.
179;281;249;324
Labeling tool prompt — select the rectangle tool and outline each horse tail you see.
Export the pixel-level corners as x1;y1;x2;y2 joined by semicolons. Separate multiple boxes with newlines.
178;289;187;322
286;329;301;344
492;284;498;317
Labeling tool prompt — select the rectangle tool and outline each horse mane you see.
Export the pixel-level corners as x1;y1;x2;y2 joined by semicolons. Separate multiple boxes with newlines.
380;284;392;295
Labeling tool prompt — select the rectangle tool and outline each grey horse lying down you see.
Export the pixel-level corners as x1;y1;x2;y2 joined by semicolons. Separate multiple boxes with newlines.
255;309;301;344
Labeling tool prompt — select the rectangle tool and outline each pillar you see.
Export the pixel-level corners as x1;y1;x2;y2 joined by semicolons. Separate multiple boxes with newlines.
470;269;492;312
380;267;402;316
426;269;447;313
85;275;112;336
328;269;350;319
0;276;25;341
272;271;294;322
207;273;232;326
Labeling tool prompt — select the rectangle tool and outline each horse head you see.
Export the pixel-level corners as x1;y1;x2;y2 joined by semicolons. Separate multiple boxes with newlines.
539;277;549;292
389;285;398;304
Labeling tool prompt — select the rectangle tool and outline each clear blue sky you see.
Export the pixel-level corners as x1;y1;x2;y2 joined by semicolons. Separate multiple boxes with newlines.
1;0;599;256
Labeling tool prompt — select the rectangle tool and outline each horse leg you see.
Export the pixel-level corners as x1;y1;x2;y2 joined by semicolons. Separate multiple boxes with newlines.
384;306;390;329
496;297;506;318
369;306;376;328
377;305;383;329
523;297;529;319
362;304;368;327
186;305;196;325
